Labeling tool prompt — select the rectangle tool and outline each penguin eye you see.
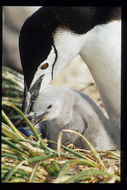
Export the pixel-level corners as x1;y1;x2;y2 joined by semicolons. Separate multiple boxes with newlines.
47;105;52;109
41;63;49;70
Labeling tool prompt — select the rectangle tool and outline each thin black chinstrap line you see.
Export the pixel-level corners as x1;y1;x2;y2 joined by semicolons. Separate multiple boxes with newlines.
51;44;58;80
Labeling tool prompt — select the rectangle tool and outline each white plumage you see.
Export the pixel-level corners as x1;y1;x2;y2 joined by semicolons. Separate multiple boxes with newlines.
32;85;120;151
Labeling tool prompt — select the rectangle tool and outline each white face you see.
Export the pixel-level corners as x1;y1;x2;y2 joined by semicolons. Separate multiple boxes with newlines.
25;30;84;115
33;86;63;121
30;45;56;92
30;29;84;93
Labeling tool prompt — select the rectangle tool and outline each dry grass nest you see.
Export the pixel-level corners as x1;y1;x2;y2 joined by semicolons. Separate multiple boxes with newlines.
1;66;120;183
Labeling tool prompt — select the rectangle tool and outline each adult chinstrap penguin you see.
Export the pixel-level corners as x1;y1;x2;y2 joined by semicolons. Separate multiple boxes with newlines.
19;7;121;127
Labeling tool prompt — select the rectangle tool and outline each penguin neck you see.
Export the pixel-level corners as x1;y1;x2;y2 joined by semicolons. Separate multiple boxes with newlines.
53;28;85;77
53;20;121;126
52;7;121;78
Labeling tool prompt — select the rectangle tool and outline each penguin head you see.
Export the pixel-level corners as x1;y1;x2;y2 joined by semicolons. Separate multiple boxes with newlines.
30;85;75;126
19;8;59;114
32;85;65;124
19;7;84;114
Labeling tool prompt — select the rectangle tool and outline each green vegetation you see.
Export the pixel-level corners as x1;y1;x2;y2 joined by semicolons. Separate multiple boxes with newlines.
1;66;120;183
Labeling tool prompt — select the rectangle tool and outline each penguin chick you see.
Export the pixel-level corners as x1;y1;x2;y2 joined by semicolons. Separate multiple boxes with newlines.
32;85;120;151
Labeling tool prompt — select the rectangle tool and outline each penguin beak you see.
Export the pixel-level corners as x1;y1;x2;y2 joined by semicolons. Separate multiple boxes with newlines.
31;112;48;125
26;112;48;125
22;83;30;114
22;75;44;114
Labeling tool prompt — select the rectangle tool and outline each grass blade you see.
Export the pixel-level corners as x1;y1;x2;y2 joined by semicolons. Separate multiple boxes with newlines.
2;153;24;161
65;169;120;183
4;160;26;182
2;110;24;139
47;140;86;159
2;136;29;155
51;161;61;173
57;129;105;168
2;123;39;156
27;153;57;163
2;101;49;152
56;158;97;180
29;162;40;182
41;162;57;176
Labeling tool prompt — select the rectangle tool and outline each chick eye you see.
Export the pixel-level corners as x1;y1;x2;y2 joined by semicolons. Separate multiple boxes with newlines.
41;63;49;70
47;105;52;109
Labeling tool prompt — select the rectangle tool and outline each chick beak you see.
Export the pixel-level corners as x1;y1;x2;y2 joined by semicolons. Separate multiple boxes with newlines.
31;112;48;125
